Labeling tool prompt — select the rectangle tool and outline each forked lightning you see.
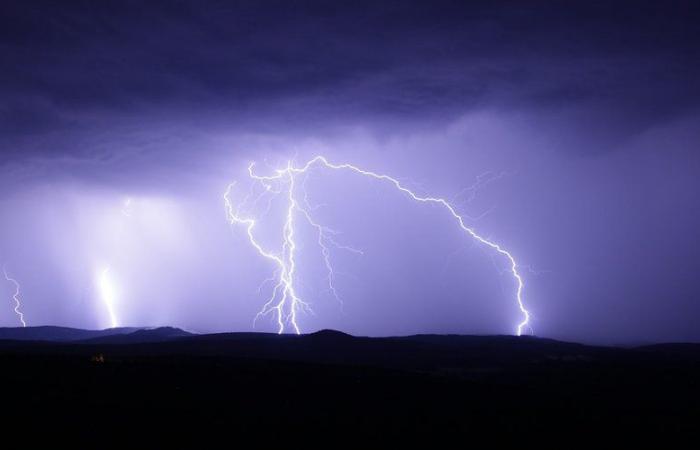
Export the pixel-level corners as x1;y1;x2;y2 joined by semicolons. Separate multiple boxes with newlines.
225;156;531;335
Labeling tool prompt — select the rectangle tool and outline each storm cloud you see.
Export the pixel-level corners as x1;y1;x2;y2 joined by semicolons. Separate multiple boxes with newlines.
1;1;699;343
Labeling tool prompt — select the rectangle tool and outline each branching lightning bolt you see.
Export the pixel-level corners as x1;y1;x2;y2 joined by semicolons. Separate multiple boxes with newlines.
225;156;531;336
3;265;27;327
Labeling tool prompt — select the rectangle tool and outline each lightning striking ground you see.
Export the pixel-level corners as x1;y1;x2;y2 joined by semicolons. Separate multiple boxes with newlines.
3;265;27;327
225;156;531;336
98;267;119;328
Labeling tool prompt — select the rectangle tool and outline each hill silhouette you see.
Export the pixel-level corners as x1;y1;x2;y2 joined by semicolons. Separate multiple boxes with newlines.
0;325;141;342
0;326;698;444
80;326;193;344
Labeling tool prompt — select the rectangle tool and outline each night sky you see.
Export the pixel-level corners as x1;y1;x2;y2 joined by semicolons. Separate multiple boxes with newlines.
1;0;699;343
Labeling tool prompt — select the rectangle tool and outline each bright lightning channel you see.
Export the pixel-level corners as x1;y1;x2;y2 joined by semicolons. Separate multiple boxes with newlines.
2;265;27;327
98;267;119;328
224;156;531;336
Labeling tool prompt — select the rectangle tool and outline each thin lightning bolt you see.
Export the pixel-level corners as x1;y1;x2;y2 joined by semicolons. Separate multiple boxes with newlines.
3;265;27;327
225;156;531;336
96;196;132;329
98;267;119;329
297;175;364;307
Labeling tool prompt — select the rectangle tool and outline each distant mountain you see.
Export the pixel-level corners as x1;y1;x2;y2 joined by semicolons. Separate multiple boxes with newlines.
308;329;354;340
0;326;193;344
0;326;142;342
1;326;698;366
81;326;194;344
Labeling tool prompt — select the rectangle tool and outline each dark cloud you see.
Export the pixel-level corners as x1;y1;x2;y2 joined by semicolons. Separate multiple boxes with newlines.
1;0;699;151
1;1;700;342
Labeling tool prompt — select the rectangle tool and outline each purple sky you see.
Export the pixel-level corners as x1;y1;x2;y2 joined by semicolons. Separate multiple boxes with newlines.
1;1;699;343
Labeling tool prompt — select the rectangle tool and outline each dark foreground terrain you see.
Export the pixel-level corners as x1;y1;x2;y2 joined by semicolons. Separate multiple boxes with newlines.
0;327;698;444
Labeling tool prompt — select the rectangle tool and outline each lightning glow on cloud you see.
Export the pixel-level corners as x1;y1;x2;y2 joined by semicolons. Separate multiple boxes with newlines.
225;156;531;336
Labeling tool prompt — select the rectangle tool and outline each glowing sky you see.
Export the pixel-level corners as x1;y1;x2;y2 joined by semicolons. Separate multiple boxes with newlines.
0;1;699;343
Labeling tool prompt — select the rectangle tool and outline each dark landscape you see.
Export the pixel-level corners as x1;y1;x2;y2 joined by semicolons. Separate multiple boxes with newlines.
1;326;698;443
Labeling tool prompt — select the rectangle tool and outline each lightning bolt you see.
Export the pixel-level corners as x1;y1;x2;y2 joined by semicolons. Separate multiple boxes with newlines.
3;265;27;327
225;156;531;336
95;197;132;329
98;267;119;328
